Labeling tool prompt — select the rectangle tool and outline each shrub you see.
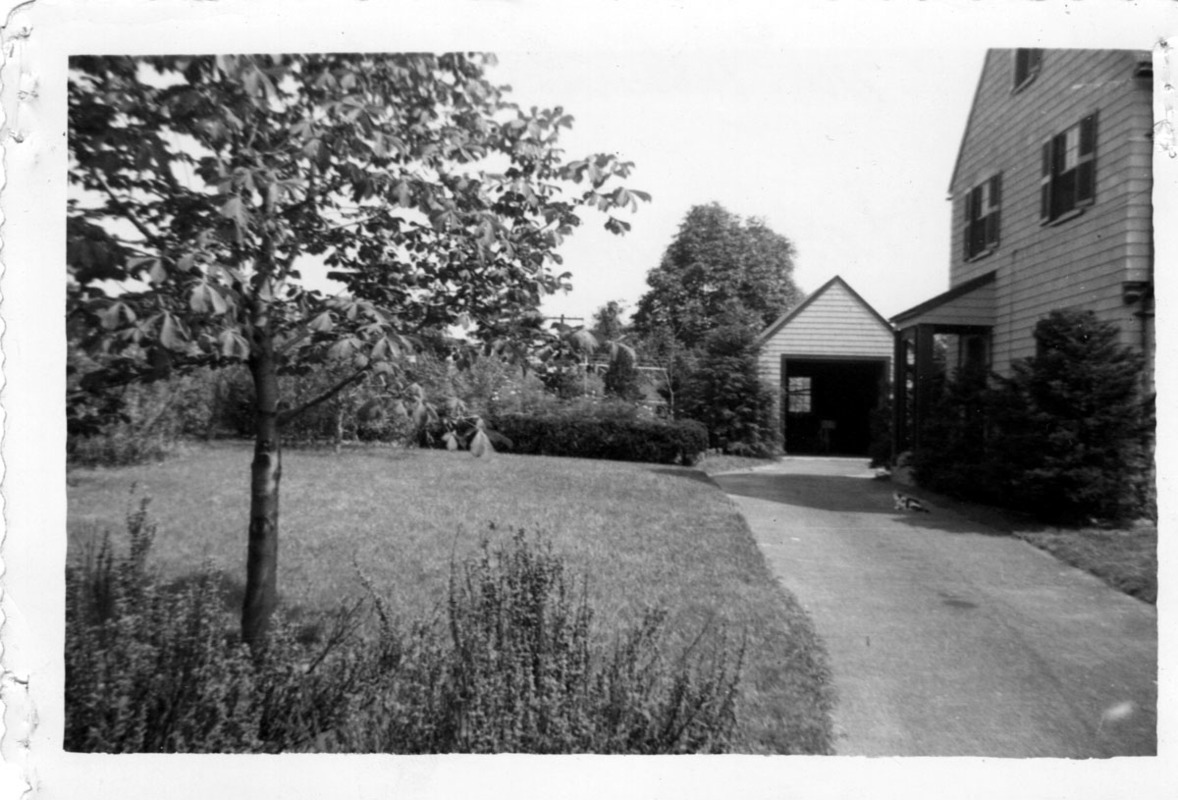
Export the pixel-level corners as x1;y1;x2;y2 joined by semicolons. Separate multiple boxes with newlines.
867;397;893;469
911;361;993;500
66;507;744;753
603;346;644;402
992;310;1151;522
65;497;364;752
913;310;1152;523
449;353;556;418
492;411;708;465
677;324;778;456
67;368;221;467
342;528;744;754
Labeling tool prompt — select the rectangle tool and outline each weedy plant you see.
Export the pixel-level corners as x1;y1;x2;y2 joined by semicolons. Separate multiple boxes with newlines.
66;503;745;753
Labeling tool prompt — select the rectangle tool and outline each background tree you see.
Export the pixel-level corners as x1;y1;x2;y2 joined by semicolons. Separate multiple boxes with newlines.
67;53;647;644
590;300;642;401
677;324;777;456
631;203;802;351
590;299;627;342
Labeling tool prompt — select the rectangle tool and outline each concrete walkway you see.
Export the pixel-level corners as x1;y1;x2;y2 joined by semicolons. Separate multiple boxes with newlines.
713;457;1157;758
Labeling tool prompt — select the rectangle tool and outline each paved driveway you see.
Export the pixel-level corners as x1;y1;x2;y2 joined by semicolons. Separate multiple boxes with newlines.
713;457;1157;757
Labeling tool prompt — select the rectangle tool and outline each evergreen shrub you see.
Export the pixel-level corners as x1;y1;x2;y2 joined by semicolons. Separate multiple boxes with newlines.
913;310;1153;523
677;324;778;457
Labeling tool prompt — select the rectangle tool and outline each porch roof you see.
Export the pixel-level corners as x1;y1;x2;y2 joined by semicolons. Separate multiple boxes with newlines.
890;270;998;330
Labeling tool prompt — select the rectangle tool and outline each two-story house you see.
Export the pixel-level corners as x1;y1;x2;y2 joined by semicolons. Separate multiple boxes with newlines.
891;48;1155;454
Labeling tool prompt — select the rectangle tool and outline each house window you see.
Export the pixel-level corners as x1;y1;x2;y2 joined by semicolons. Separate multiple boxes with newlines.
787;376;812;413
963;174;1001;260
1013;49;1042;92
1040;113;1097;223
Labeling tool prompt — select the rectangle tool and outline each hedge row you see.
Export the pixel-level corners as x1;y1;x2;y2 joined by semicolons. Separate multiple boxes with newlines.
492;413;708;465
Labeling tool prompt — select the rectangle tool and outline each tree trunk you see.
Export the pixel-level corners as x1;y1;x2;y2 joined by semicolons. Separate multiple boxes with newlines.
243;328;282;646
334;403;344;454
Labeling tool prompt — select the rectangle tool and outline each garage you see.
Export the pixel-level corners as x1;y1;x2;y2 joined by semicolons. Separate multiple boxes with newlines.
782;357;889;455
756;276;894;457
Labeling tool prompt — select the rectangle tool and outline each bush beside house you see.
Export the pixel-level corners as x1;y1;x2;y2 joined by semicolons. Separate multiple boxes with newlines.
913;310;1153;524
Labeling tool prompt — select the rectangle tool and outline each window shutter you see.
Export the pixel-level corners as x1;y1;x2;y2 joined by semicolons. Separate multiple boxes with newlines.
962;189;972;259
986;174;1001;247
1039;140;1053;222
1077;113;1097;205
1079;113;1097;154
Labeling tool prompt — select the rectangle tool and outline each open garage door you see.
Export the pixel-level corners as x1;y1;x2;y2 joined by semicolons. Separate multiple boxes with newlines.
783;358;887;456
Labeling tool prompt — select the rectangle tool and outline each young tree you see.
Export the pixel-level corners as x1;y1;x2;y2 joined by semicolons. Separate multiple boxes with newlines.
631;203;801;351
68;54;647;644
590;300;642;401
678;324;777;455
591;299;627;343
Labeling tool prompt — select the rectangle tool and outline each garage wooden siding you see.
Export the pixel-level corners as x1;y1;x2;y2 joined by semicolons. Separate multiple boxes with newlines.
757;279;893;380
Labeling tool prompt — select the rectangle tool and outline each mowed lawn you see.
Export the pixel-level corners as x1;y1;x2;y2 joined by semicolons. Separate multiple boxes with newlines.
67;442;834;754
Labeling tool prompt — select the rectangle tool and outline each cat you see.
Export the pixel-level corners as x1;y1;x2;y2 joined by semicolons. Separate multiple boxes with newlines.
893;491;930;513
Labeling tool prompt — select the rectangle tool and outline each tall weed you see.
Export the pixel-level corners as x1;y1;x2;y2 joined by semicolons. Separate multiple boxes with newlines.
67;509;746;753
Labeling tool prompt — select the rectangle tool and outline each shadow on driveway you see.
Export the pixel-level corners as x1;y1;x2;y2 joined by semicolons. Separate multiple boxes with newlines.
714;471;1015;537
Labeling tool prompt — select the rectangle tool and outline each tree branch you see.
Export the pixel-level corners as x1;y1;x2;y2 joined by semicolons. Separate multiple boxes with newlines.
92;172;168;252
277;366;369;426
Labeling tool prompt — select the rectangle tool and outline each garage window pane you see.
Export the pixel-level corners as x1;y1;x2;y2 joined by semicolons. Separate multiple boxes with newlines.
787;376;812;413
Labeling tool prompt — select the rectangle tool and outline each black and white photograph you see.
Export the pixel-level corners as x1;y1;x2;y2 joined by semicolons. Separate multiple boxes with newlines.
2;1;1175;798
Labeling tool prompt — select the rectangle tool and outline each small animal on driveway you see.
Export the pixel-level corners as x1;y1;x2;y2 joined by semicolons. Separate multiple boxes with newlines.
893;492;930;513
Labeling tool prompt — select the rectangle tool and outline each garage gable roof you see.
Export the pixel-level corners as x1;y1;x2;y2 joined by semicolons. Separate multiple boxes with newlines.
756;275;892;348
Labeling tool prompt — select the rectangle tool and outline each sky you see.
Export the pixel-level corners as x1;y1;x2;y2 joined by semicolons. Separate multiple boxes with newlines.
491;48;987;324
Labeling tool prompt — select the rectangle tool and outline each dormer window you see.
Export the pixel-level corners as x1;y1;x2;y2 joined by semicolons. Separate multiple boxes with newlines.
1013;49;1043;92
963;174;1001;260
1040;113;1098;223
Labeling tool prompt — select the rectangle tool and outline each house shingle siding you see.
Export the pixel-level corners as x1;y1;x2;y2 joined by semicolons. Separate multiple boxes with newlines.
948;49;1153;375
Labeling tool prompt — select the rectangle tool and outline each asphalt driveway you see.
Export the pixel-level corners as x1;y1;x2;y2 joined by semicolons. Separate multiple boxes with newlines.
713;457;1157;757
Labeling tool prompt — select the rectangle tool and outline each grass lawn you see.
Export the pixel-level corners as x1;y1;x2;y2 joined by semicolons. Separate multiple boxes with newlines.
1013;524;1157;604
902;483;1158;605
67;441;834;754
697;453;780;476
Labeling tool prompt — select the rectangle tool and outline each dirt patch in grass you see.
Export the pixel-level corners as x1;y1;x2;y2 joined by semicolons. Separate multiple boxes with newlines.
68;441;835;753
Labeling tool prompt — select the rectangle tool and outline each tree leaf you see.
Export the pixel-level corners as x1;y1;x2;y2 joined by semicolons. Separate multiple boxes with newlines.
327;337;357;360
210;285;230;315
308;311;334;332
470;429;493;458
220;195;246;223
158;313;184;350
218;329;250;360
190;284;211;314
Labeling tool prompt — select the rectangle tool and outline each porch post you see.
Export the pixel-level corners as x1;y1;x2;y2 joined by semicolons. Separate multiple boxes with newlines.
892;329;908;461
913;324;936;451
